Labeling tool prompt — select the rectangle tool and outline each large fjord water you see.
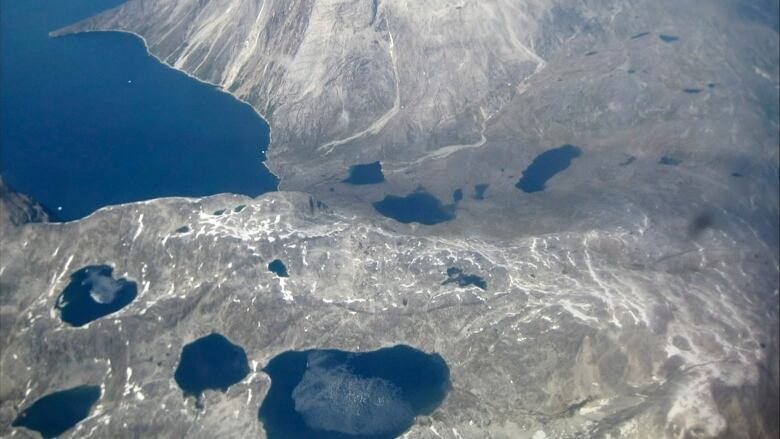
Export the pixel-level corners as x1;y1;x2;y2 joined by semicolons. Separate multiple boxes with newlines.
1;0;277;222
259;345;450;439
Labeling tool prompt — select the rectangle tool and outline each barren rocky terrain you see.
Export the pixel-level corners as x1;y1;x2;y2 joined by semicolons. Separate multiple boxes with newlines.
2;0;778;437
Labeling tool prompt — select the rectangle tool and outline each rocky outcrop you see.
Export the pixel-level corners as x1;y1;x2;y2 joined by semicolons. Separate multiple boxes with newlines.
0;176;49;233
0;191;777;437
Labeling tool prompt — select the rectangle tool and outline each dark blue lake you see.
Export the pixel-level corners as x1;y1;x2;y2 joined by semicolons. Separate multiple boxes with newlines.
373;190;455;225
452;188;463;203
268;259;289;277
473;184;489;200
259;345;450;439
342;162;385;185
516;144;581;193
55;265;137;327
620;156;636;166
443;267;487;290
174;333;250;399
1;0;277;222
13;385;101;438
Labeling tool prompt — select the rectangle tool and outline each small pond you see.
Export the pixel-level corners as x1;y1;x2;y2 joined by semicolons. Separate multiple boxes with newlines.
342;162;385;185
452;188;463;203
473;184;489;200
516;144;581;193
268;259;289;278
373;190;455;225
659;156;682;166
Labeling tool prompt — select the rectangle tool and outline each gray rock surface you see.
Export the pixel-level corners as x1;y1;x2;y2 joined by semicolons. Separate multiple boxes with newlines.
53;0;779;210
0;190;777;438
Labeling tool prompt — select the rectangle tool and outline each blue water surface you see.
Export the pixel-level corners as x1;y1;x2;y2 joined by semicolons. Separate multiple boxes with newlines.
174;333;250;399
55;265;137;327
443;267;487;290
620;156;636;166
269;259;289;277
659;156;682;166
452;188;463;203
1;0;277;221
12;385;101;438
516;144;581;193
373;190;455;225
342;162;385;185
258;345;450;439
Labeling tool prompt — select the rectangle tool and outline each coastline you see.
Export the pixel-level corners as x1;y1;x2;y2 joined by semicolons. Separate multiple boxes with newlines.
48;27;285;187
36;190;310;227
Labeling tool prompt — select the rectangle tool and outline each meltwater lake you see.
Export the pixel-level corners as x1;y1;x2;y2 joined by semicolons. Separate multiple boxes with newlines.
1;0;277;221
